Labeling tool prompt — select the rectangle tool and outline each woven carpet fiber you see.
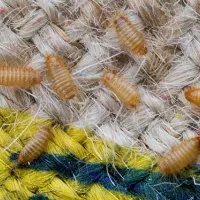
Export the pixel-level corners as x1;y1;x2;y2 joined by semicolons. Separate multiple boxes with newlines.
0;0;200;199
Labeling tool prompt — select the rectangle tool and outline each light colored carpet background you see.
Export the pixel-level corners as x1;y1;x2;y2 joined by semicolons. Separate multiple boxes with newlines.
0;0;200;199
0;0;198;155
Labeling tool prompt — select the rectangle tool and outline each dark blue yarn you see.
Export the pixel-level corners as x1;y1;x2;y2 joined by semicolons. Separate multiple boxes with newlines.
75;163;105;184
29;194;50;200
133;172;198;200
10;153;200;200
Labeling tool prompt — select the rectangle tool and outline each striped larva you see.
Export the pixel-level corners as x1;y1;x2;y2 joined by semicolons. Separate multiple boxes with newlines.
159;137;200;175
184;86;200;106
102;72;140;107
46;55;77;101
0;66;41;88
112;13;147;55
18;126;51;164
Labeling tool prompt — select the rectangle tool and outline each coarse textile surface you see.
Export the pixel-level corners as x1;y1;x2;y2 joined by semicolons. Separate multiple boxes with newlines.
0;0;200;199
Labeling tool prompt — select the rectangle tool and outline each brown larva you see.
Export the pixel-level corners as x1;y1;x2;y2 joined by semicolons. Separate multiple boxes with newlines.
102;72;140;107
18;126;51;164
46;55;77;101
112;13;147;55
159;137;200;175
0;66;41;88
184;86;200;106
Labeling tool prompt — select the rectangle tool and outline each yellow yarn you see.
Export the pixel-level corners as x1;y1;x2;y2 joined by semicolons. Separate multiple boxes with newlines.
67;126;91;143
0;108;155;199
39;177;82;200
87;184;137;200
51;127;88;159
19;170;56;190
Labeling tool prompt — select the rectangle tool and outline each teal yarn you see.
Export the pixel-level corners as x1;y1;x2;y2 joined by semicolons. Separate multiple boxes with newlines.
10;153;200;200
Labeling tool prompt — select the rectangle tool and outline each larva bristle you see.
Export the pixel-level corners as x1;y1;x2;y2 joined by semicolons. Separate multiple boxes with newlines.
46;55;77;101
18;126;51;164
0;66;41;88
184;86;200;106
112;13;147;56
102;72;140;107
159;137;200;175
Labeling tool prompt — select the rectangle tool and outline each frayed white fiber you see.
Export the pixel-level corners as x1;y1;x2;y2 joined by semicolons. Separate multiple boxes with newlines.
127;0;171;27
35;0;65;25
14;9;48;39
158;57;199;95
73;98;109;130
142;119;181;154
120;104;156;134
1;0;200;156
96;122;136;147
183;129;198;139
32;84;77;124
64;16;91;42
93;89;121;114
161;5;198;44
180;25;200;66
32;24;83;61
139;86;166;114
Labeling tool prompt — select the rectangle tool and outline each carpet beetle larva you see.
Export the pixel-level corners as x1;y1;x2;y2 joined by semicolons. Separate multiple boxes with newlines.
112;13;147;55
18;126;51;164
102;72;140;107
159;137;200;175
0;66;41;88
46;55;77;101
184;86;200;106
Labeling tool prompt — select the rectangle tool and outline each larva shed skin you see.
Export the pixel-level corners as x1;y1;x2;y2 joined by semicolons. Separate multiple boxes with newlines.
0;66;41;88
46;55;77;101
184;87;200;106
102;72;140;107
159;137;200;175
112;13;147;56
18;126;51;164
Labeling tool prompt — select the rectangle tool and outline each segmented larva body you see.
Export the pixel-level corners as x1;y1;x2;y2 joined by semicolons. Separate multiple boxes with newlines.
184;87;200;106
0;66;41;88
102;72;140;107
159;137;200;175
112;13;147;55
46;55;77;101
18;126;51;164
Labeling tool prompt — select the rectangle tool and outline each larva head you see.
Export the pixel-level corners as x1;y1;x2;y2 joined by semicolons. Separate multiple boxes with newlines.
18;152;28;165
111;12;126;28
139;45;148;55
158;159;171;176
46;54;57;66
102;72;115;84
184;86;200;106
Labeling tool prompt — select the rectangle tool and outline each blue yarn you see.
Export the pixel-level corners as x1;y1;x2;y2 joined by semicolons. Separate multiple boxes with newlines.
133;173;197;200
75;163;105;184
10;153;200;200
29;194;50;200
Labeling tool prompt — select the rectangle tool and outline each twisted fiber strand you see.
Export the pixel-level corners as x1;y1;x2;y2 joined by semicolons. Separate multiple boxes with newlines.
0;108;199;200
0;0;199;160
